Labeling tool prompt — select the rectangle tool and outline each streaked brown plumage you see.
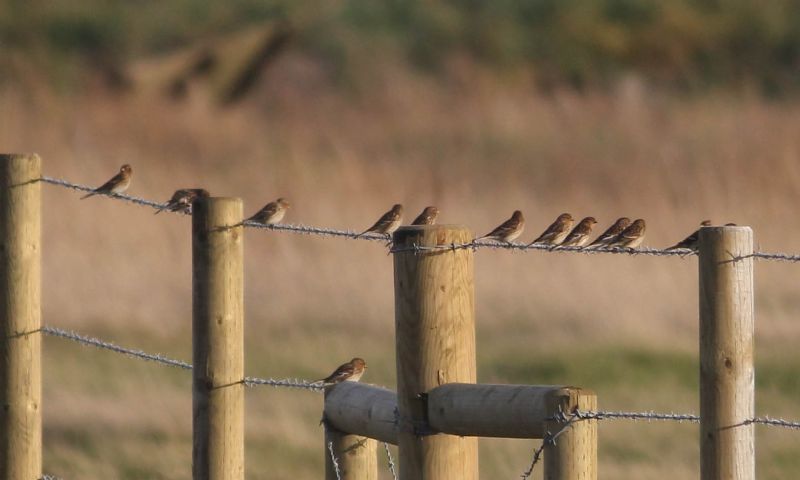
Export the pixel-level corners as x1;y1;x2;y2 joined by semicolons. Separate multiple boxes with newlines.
476;210;525;244
318;358;367;385
588;217;632;247
81;164;133;199
356;204;403;238
411;206;439;226
608;219;646;249
155;188;209;215
559;217;598;247
666;220;712;251
528;213;574;246
245;198;291;225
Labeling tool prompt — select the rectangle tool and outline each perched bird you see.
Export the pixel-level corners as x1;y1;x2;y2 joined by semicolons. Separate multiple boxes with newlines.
528;213;574;246
318;358;367;385
81;164;133;199
476;210;525;244
587;217;632;248
666;220;712;251
608;219;646;249
155;188;209;215
356;204;403;238
244;198;291;225
559;217;598;247
411;206;439;226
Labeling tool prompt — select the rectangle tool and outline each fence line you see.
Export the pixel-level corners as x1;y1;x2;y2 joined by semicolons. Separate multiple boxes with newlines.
520;411;581;480
326;440;342;480
383;442;397;480
38;175;800;262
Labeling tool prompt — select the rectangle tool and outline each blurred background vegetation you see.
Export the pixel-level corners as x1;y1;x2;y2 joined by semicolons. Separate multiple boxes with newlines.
2;1;800;478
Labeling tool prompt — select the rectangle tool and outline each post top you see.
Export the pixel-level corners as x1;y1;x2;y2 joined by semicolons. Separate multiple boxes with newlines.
393;224;473;246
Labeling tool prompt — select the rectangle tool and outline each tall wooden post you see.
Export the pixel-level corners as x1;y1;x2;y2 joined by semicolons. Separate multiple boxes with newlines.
192;198;244;480
543;387;597;480
0;154;42;480
393;225;478;480
325;425;378;480
698;226;754;480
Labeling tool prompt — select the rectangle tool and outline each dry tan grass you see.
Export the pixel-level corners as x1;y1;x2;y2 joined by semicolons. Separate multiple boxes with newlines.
4;54;800;477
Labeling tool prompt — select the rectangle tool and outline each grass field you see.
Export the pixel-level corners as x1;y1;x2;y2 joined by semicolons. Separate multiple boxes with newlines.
3;51;800;477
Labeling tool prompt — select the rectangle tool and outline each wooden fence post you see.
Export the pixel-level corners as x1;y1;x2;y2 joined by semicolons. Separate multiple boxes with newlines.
192;197;244;480
543;387;597;480
325;422;378;480
698;226;755;480
0;154;42;480
393;225;478;480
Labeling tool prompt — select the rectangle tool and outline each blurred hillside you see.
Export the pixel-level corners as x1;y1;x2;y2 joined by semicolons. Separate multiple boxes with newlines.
3;0;800;95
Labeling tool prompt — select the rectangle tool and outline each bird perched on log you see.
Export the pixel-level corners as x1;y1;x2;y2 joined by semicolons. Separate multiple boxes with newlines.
666;220;712;251
411;206;439;226
154;188;209;215
475;210;525;244
244;198;291;225
528;213;574;247
318;358;367;385
587;217;632;248
81;164;132;199
608;219;646;249
558;217;598;248
356;204;403;239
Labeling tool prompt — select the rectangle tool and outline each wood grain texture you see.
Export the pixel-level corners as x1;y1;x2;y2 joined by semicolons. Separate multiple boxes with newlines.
699;226;754;480
427;383;563;439
0;154;42;480
393;225;477;480
192;198;244;480
544;387;597;480
324;382;399;445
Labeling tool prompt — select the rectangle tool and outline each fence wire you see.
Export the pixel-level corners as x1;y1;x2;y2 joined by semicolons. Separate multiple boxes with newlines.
383;442;398;480
327;440;342;480
520;409;579;479
39;175;800;261
41;475;63;480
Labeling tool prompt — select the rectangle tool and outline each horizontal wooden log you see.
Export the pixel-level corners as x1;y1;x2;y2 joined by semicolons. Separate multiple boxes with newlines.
427;383;565;439
323;383;399;445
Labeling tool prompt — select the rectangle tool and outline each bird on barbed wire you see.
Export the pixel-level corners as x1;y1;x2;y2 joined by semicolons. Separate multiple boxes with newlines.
665;220;712;251
243;198;291;225
527;213;574;247
608;218;646;249
355;204;403;239
411;206;439;226
154;188;210;215
475;210;525;244
80;164;133;199
317;358;367;385
557;216;598;248
586;217;632;249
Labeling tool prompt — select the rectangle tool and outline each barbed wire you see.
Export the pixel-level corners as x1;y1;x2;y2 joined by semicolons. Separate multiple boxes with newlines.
383;442;398;480
327;440;342;480
520;409;579;479
41;475;63;480
41;325;323;392
573;409;800;430
38;175;800;261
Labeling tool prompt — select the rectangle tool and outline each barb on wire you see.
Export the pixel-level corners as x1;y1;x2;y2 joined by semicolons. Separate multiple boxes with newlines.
327;441;342;480
744;416;800;430
41;325;192;370
41;475;63;480
38;174;800;261
520;409;578;479
383;442;398;480
575;409;701;423
243;376;324;392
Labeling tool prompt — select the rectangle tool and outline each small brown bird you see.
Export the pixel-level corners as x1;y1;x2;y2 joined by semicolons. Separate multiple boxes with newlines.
528;213;574;246
356;204;403;238
476;210;525;244
155;188;209;215
81;164;133;199
245;198;291;225
666;220;712;251
587;217;632;248
411;206;439;226
318;358;367;385
559;217;598;247
608;219;646;249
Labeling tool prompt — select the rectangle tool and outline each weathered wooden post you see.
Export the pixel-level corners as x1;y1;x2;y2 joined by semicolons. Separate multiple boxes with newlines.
192;197;244;480
393;225;478;480
698;226;754;480
0;154;42;480
544;387;597;480
325;425;378;480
